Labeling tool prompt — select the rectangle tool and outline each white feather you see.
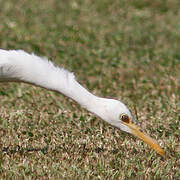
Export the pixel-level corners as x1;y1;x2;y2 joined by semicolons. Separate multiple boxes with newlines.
0;49;133;133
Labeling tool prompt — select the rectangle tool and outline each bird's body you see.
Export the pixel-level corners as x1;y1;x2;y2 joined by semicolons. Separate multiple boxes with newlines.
0;49;164;156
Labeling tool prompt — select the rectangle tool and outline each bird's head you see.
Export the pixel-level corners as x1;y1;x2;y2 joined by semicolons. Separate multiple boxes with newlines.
94;98;164;156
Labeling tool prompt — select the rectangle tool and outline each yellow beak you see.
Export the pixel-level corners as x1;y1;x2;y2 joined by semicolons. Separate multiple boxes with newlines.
123;121;165;156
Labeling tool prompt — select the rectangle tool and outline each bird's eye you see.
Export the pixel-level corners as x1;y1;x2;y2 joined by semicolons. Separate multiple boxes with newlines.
120;114;130;123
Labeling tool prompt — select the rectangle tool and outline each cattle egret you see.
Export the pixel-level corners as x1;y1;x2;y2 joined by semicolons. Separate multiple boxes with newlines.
0;49;164;156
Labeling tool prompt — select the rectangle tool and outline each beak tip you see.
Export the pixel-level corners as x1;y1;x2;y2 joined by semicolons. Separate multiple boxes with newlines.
158;148;165;156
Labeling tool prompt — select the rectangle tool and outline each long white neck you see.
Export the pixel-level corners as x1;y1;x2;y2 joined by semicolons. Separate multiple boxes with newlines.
0;49;101;114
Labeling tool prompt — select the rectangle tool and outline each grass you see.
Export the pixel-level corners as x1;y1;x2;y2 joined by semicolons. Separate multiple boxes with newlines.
0;0;179;179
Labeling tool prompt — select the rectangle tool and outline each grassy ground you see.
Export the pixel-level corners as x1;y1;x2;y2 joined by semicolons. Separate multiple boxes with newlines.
0;0;179;179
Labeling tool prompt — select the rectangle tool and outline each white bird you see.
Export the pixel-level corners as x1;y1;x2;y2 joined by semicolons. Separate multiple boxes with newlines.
0;49;164;155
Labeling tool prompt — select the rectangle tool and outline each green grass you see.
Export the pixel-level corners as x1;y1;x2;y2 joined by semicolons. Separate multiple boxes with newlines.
0;0;179;179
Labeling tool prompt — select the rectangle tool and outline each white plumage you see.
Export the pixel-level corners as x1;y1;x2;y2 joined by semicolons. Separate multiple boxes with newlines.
0;49;164;155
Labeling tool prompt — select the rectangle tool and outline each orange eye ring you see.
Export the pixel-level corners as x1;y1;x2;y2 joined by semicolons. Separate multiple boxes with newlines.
120;114;130;123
